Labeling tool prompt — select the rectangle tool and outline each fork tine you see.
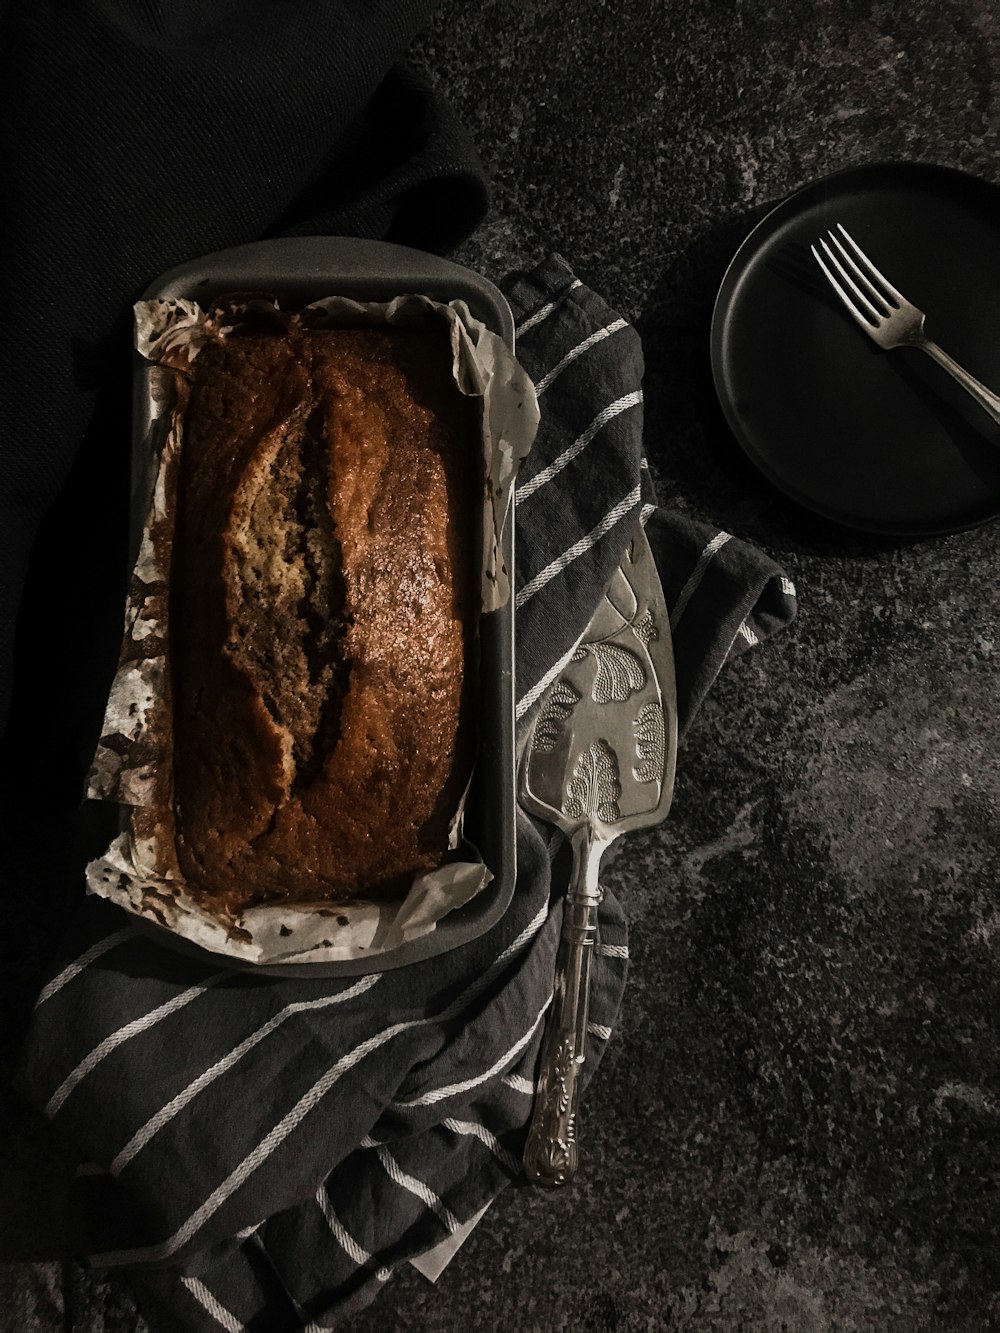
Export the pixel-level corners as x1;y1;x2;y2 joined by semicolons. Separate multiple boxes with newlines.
825;229;894;314
816;238;882;323
835;223;906;305
810;243;877;331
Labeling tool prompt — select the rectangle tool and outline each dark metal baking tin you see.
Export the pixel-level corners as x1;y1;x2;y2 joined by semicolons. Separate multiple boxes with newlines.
130;236;517;976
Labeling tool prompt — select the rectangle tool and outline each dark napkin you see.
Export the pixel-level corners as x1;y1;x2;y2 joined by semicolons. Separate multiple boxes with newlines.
18;255;796;1331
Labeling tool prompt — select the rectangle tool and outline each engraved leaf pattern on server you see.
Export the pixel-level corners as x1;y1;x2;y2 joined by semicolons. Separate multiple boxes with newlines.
586;641;647;703
533;680;582;753
633;701;665;784
631;608;657;646
565;739;622;823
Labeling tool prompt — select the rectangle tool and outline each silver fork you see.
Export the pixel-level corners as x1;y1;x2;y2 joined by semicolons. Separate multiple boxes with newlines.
812;224;1000;426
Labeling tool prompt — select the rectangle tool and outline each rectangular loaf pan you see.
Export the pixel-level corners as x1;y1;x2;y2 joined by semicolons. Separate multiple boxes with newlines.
128;237;518;976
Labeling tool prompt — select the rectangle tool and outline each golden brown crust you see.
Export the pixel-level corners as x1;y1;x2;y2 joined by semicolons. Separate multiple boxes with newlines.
172;324;477;911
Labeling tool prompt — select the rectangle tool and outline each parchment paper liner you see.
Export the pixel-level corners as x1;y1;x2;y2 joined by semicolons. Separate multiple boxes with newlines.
85;293;539;965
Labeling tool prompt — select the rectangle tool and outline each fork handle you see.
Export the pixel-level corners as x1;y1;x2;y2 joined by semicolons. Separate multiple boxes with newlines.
523;824;607;1187
917;338;1000;426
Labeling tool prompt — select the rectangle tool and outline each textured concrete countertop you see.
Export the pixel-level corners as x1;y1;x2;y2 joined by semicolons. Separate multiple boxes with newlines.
8;1;1000;1328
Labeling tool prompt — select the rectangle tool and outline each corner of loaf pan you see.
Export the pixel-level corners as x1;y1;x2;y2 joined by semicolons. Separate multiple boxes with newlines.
123;237;520;977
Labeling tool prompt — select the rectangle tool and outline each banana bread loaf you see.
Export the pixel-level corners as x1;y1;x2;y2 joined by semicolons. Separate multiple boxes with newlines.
171;322;478;911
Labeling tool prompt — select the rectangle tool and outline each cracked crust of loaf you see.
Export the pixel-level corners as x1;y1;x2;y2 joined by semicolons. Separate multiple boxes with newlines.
171;324;477;911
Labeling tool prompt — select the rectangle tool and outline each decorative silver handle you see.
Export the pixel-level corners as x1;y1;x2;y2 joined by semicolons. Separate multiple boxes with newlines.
523;825;606;1187
918;338;1000;426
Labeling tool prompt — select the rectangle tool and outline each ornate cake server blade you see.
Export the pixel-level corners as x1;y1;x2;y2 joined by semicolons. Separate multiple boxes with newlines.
521;524;678;1186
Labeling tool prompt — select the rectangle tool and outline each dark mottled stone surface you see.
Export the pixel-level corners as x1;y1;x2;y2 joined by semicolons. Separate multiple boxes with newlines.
4;1;1000;1328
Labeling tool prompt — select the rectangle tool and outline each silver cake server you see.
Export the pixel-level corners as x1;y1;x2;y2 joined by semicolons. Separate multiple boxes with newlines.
521;524;678;1186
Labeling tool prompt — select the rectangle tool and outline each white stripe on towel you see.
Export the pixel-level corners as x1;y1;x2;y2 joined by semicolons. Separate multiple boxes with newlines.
36;927;137;1006
516;392;641;505
737;620;759;647
516;637;586;720
492;902;549;970
516;484;642;610
669;531;732;631
587;1023;613;1041
595;943;629;960
780;576;797;598
503;1073;536;1096
533;319;628;395
375;1147;462;1233
393;995;551;1109
315;1188;391;1280
442;1117;522;1175
515;279;582;338
110;974;381;1174
46;974;227;1117
180;1277;246;1333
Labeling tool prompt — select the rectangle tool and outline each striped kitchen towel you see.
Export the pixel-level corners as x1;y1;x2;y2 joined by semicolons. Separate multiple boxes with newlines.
17;255;796;1332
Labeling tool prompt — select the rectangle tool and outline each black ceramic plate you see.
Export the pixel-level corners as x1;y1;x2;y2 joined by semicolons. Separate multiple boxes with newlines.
711;162;1000;536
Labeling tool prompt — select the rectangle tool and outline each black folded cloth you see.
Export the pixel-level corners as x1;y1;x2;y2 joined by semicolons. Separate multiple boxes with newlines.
18;255;797;1331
